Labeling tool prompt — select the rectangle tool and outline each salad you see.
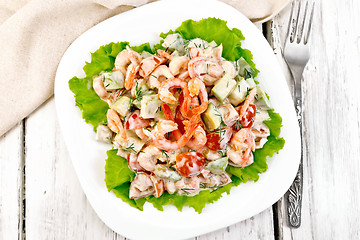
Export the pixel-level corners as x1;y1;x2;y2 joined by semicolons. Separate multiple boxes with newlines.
69;18;285;213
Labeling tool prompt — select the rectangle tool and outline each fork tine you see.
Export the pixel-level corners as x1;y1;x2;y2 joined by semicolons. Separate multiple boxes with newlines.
286;1;297;43
290;0;301;43
304;2;315;44
296;1;308;44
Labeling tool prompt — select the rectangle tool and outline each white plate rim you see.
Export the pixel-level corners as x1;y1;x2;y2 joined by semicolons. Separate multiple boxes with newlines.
54;0;301;239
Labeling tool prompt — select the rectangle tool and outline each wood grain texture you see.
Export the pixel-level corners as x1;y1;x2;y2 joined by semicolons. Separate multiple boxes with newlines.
196;208;274;240
0;123;24;240
24;99;125;240
268;0;360;239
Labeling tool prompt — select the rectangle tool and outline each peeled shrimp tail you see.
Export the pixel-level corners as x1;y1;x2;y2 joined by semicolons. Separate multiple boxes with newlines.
158;78;188;104
107;109;127;144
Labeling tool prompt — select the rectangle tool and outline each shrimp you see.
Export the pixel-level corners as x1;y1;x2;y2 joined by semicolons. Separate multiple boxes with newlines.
157;49;173;60
188;57;224;85
129;173;155;199
169;56;189;76
127;153;146;173
175;176;201;196
177;70;190;81
200;172;232;187
239;88;257;119
106;109;127;144
138;55;166;77
227;128;255;167
125;110;150;130
124;63;140;90
227;149;254;167
114;46;142;76
185;125;207;151
182;78;208;117
221;60;236;78
151;117;199;151
158;78;188;104
149;174;165;198
251;122;270;149
148;65;174;89
218;102;239;127
188;78;201;97
93;75;111;100
137;145;162;172
164;179;177;194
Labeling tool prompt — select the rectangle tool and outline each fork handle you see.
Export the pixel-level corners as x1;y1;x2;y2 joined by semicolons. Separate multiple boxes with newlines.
285;96;304;228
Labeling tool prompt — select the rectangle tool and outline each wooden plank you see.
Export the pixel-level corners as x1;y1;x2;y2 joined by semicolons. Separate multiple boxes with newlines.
267;0;360;239
25;99;125;240
0;122;24;240
197;208;274;240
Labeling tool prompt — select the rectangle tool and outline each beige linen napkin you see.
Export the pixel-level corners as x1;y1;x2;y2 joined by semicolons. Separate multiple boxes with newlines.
0;0;289;137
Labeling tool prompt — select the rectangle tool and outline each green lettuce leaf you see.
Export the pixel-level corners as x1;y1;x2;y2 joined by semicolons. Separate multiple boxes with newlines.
160;18;258;76
69;17;285;213
104;149;135;190
69;42;154;131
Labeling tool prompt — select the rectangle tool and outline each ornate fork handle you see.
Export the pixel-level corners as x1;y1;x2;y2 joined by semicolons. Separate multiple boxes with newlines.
286;96;303;228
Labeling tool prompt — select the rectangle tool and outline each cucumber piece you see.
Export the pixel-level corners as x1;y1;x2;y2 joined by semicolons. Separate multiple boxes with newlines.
205;157;228;174
228;78;250;106
95;125;113;143
154;165;181;181
202;102;222;131
237;57;255;78
256;87;272;108
211;73;237;103
140;94;162;119
131;81;151;109
246;78;256;89
115;130;145;153
102;71;124;90
132;90;156;109
111;96;131;117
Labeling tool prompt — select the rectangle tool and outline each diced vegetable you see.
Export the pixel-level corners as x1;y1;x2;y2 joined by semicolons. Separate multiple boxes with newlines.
211;73;237;103
256;87;272;108
102;71;124;90
111;96;131;117
132;90;155;109
246;78;256;89
140;94;162;119
228;78;250;106
162;33;187;54
237;57;255;78
218;103;239;127
202;102;222;131
205;157;229;174
154;165;181;181
95;125;113;143
115;130;146;153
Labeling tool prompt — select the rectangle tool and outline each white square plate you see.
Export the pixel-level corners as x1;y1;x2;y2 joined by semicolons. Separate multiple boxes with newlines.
54;0;301;239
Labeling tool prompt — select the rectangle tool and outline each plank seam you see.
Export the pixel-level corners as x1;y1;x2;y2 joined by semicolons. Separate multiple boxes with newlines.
17;120;26;240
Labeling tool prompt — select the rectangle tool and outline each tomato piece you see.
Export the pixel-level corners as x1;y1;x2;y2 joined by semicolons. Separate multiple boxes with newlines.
206;127;233;151
125;110;150;129
176;152;205;177
206;133;221;151
239;104;256;128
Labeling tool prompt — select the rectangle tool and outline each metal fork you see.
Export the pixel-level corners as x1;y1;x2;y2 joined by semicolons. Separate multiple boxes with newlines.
283;0;314;228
